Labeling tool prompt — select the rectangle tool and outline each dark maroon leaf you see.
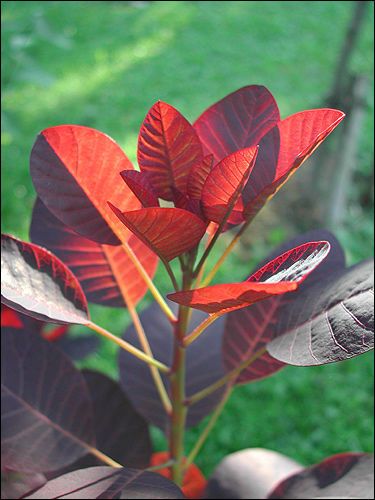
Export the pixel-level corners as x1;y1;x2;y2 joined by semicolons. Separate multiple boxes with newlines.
1;328;95;473
30;198;158;308
61;370;152;473
138;100;203;201
120;170;160;208
26;466;185;499
193;85;280;163
268;259;374;366
109;205;207;261
119;302;226;430
268;453;374;499
54;335;99;361
30;125;141;245
1;234;89;325
1;470;46;499
223;231;345;384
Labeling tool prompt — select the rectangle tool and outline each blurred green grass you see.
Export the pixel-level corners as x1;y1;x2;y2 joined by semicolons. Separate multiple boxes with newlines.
2;0;374;476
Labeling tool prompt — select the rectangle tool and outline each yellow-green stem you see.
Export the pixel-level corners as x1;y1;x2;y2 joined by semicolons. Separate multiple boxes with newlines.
186;346;267;405
200;219;251;287
184;384;233;471
121;242;177;322
86;321;169;373
87;445;122;468
169;270;193;486
184;313;220;347
126;301;172;414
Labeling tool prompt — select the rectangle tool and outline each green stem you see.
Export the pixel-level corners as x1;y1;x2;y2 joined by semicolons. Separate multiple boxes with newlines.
86;321;169;373
121;242;177;322
184;384;233;471
186;346;267;405
169;269;194;486
183;313;220;347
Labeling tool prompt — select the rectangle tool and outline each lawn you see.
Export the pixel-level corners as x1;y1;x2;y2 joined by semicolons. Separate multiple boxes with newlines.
2;0;374;477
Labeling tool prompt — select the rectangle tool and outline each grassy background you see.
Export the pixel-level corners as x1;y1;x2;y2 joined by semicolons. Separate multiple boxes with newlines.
2;0;374;477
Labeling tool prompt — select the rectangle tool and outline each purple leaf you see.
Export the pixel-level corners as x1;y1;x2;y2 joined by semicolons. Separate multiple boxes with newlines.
59;370;152;473
1;234;89;325
268;453;374;499
268;259;374;366
1;470;46;500
194;85;280;163
26;466;185;499
1;328;95;473
119;302;225;430
223;231;346;383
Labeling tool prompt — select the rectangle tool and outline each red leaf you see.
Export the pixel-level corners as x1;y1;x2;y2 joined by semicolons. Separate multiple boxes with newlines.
1;304;69;341
120;170;159;207
1;234;89;325
223;238;333;384
242;109;345;221
168;241;330;314
30;125;140;245
187;154;214;200
248;241;330;284
30;198;158;308
201;146;258;224
109;205;207;261
168;281;297;314
194;85;280;163
138;101;204;201
150;452;206;500
1;304;23;328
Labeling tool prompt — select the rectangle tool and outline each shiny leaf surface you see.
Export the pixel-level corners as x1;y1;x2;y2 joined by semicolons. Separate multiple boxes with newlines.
268;259;374;366
223;232;344;384
1;234;89;325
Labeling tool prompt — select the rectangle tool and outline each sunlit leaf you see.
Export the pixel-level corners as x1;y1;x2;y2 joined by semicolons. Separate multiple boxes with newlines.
30;198;158;308
201;147;258;225
242;109;345;222
138;100;203;201
223;231;344;384
109;205;207;261
30;125;140;245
